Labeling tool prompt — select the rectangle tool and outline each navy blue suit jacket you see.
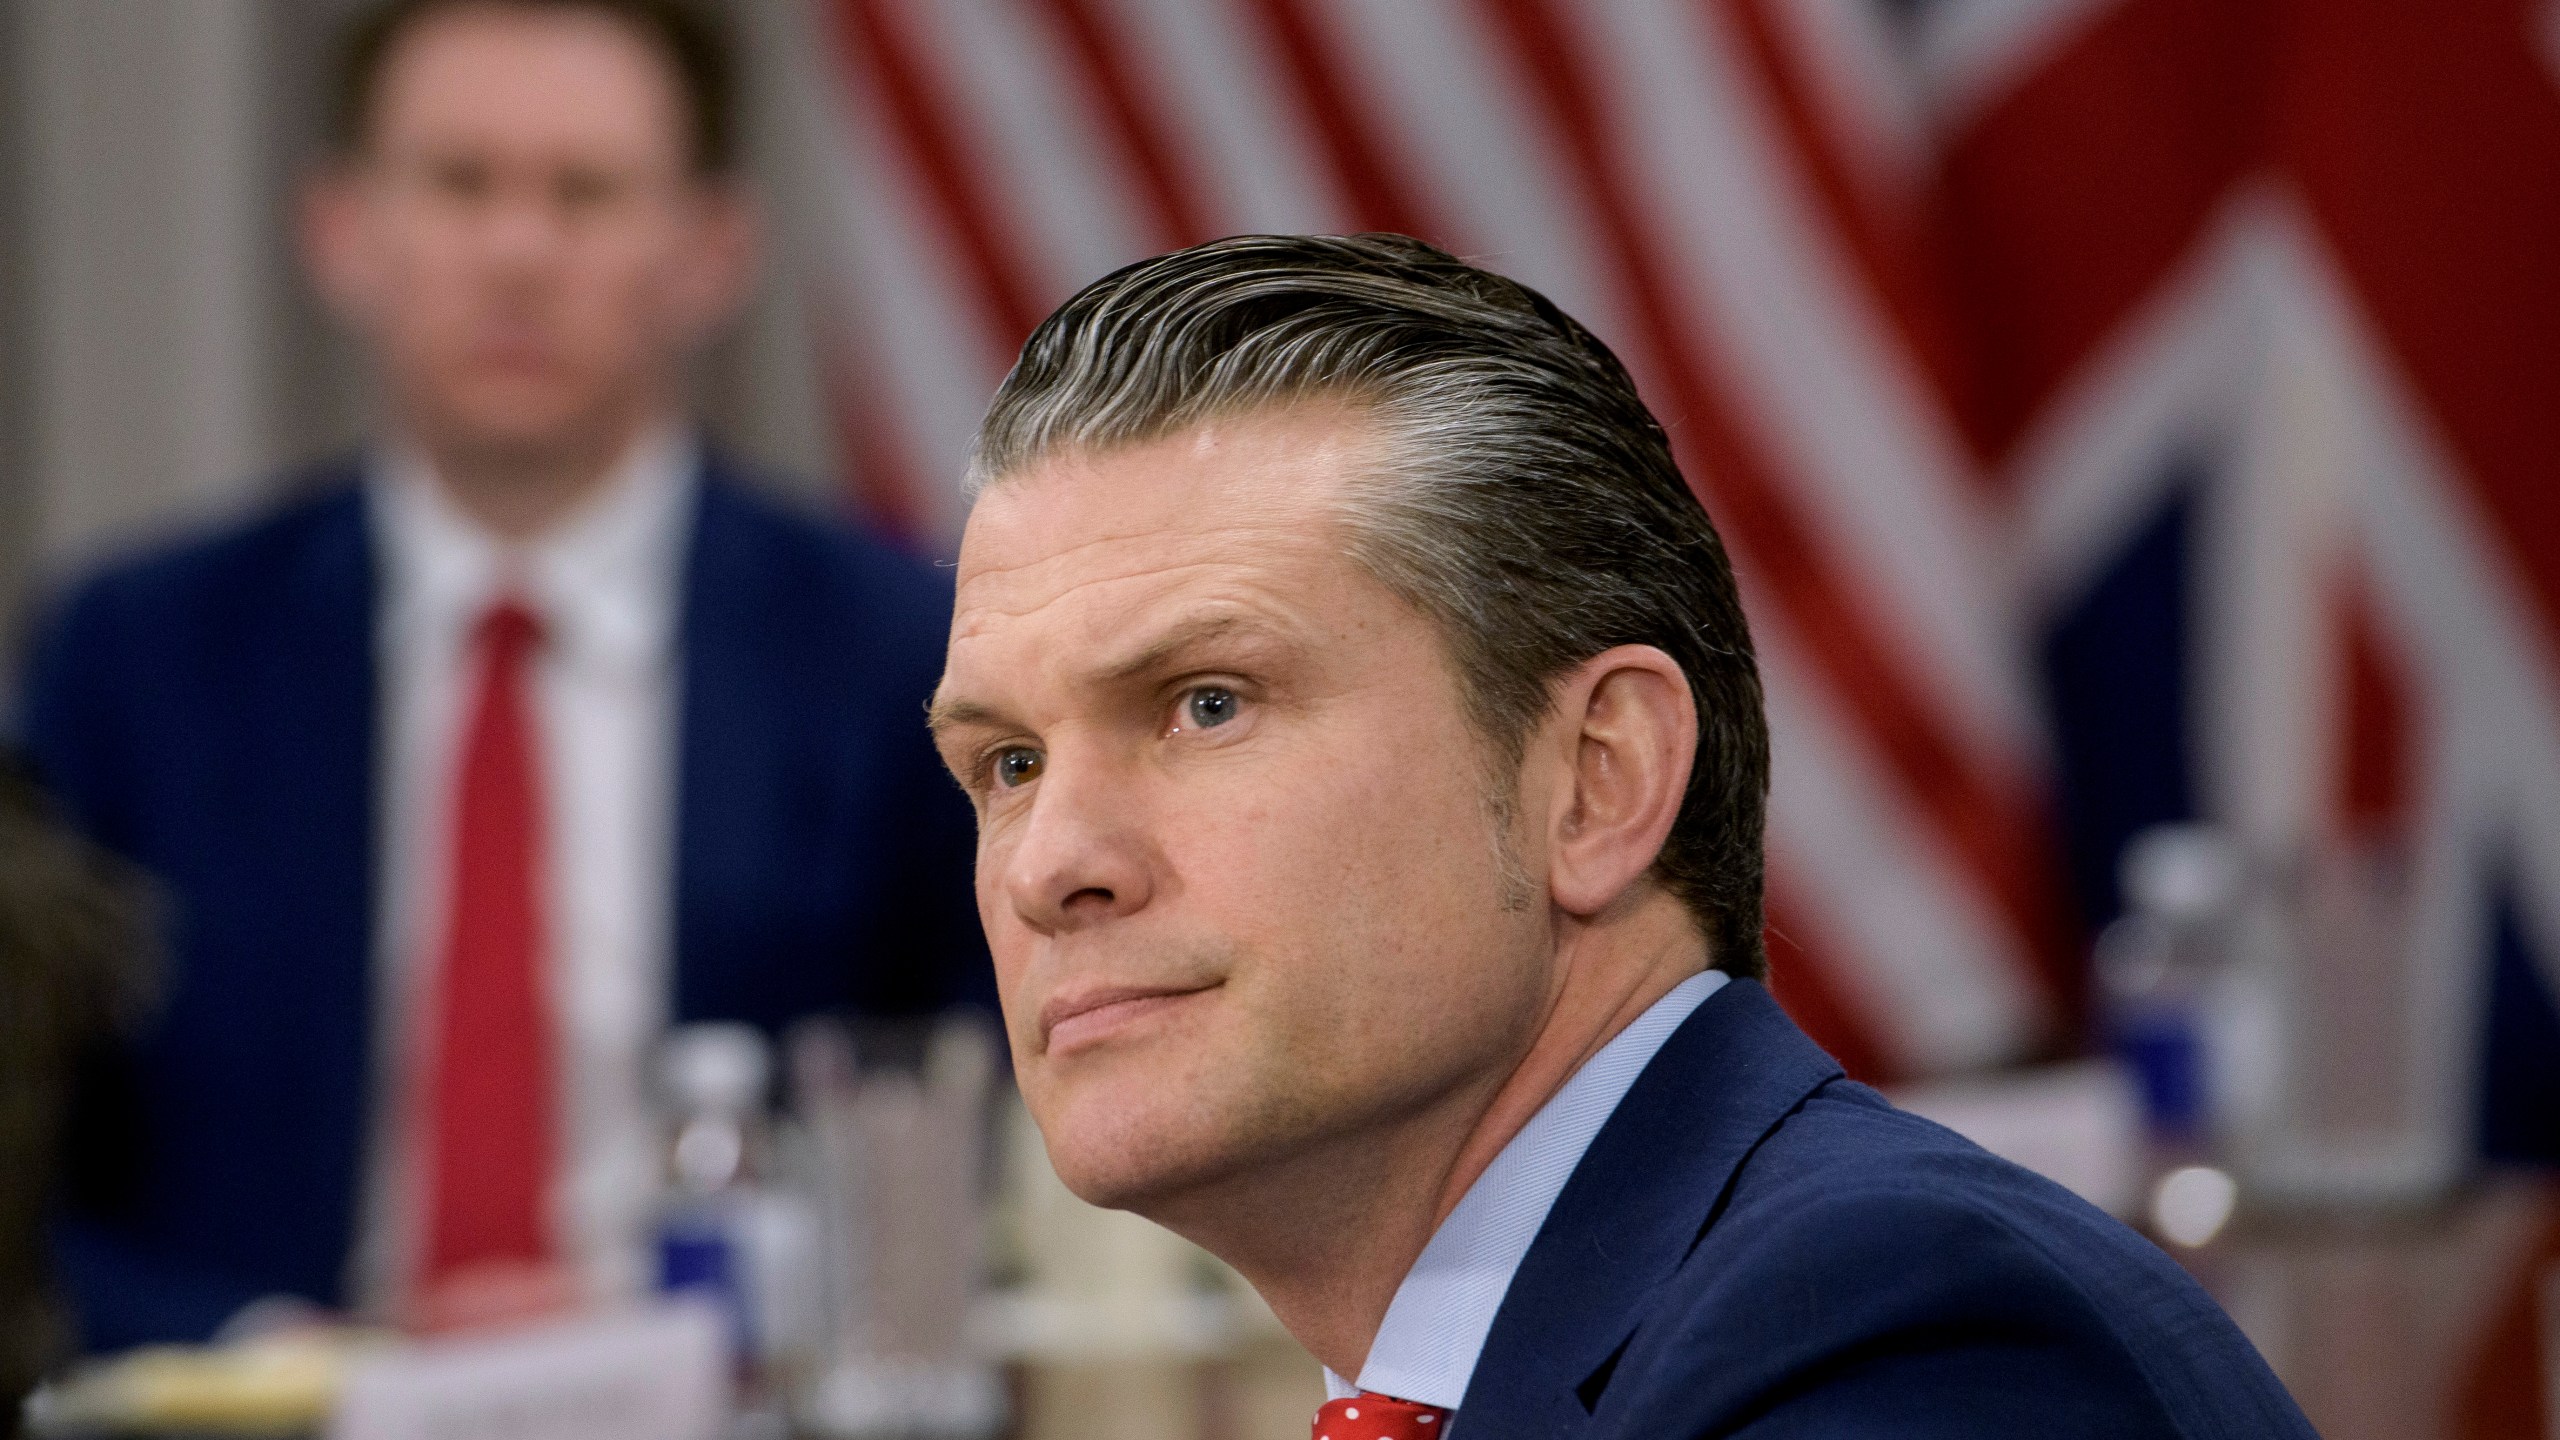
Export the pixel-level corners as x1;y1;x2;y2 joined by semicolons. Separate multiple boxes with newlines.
1462;979;2315;1438
17;455;990;1352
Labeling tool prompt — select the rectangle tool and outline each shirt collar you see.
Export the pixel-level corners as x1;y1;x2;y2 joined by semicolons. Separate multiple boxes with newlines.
370;425;696;672
1326;968;1731;1412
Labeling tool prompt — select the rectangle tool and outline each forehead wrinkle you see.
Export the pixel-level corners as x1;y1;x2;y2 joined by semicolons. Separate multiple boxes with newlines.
957;421;1369;611
1082;607;1306;691
956;509;1337;618
952;580;1315;695
961;522;1193;588
953;556;1291;635
939;582;1327;743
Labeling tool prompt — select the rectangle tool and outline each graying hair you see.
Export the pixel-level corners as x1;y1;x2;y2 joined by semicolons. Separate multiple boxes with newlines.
969;234;1768;977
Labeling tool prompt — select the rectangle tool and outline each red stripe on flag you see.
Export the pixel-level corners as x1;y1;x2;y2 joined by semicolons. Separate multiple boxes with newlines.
2335;569;2417;843
827;0;1048;354
1718;0;1989;465
1938;0;2270;469
1245;0;1445;240
1482;0;2080;1036
1765;880;1897;1082
2281;0;2560;676
1036;0;1218;250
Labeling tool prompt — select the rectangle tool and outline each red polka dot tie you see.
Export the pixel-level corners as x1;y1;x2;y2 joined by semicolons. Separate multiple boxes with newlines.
1313;1391;1446;1439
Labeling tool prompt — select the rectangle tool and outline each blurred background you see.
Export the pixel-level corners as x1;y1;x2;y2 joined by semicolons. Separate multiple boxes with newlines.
1;0;2555;1437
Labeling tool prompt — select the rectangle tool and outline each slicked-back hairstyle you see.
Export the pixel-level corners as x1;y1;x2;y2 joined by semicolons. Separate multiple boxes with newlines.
970;234;1770;977
328;0;738;175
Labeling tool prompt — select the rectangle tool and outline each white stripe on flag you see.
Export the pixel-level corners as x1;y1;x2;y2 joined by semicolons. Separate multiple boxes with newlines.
1592;0;2043;764
1097;0;1349;235
804;19;1006;528
898;0;1161;301
1306;0;1631;343
1761;625;2048;1073
1909;0;2122;132
1764;0;1935;205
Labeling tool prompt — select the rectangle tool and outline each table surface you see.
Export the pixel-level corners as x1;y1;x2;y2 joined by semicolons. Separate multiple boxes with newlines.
2202;1175;2558;1440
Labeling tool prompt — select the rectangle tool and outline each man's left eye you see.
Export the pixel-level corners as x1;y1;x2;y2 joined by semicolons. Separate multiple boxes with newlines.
1181;686;1240;730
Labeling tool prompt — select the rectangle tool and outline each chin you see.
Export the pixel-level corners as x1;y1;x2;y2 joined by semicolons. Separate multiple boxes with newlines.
426;373;613;452
449;403;602;456
1032;1067;1242;1216
1045;1139;1172;1214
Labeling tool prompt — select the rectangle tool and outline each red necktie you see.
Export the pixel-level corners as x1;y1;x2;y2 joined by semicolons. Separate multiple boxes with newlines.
420;598;555;1286
1314;1392;1447;1440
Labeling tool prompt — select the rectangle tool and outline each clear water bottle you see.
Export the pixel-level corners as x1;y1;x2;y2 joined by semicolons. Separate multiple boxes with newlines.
2096;826;2243;1148
657;1024;770;1354
655;1022;824;1418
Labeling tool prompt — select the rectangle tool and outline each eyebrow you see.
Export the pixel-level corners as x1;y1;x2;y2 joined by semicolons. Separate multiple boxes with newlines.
926;610;1295;740
924;695;1005;738
1094;611;1279;686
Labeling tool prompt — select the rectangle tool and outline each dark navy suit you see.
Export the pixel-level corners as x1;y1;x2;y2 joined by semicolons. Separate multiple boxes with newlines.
16;456;989;1352
1463;979;2316;1438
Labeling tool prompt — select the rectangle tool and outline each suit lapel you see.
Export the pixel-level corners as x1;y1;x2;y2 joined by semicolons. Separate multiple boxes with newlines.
1457;980;1842;1438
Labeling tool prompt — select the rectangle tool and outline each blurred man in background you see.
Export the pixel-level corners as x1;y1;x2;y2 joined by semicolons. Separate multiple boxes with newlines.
16;0;984;1351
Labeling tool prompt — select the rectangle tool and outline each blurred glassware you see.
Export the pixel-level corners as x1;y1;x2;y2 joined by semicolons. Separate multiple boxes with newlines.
2099;822;2460;1218
790;1014;1005;1440
2242;838;2462;1210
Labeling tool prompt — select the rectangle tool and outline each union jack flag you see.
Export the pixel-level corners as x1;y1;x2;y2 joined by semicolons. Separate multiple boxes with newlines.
773;0;2559;1289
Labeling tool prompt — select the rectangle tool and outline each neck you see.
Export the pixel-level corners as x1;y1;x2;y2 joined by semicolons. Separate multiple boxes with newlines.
1161;891;1708;1380
400;402;675;543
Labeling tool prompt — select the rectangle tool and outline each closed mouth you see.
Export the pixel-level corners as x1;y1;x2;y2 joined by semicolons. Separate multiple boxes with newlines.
1038;982;1218;1055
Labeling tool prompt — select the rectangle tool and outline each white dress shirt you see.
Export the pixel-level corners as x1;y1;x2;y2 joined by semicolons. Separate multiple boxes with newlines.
1324;968;1732;1426
352;429;695;1316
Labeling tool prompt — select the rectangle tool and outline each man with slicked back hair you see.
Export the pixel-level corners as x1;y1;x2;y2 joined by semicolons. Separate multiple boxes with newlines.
932;233;2315;1438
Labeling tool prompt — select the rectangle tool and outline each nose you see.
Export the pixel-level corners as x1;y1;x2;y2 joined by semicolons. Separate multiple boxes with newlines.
478;179;571;270
998;750;1156;936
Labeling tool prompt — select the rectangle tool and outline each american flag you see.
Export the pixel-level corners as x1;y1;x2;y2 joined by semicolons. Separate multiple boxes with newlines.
773;0;2559;1147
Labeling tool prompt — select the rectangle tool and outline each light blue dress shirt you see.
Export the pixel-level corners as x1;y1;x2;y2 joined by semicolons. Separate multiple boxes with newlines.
1323;969;1730;1423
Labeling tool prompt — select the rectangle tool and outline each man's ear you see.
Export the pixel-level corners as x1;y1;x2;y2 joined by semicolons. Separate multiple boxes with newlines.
1543;645;1697;918
669;180;762;342
298;165;375;327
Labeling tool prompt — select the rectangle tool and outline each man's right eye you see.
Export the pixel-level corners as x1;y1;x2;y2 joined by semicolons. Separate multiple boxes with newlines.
993;747;1044;788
